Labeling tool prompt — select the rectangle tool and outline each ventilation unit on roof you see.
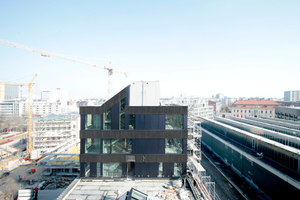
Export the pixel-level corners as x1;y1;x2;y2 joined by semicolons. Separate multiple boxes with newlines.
265;105;267;107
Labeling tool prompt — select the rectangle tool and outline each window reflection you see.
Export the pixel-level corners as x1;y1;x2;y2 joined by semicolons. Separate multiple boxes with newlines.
103;163;122;177
165;114;183;129
129;115;135;130
119;98;125;130
165;138;182;154
85;114;101;130
174;163;182;177
97;163;101;177
85;138;101;153
158;162;163;177
103;108;111;130
112;139;132;154
103;139;111;154
84;162;90;177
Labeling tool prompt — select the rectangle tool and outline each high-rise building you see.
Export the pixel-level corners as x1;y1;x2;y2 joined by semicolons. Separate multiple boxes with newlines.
79;81;188;179
284;90;300;102
41;88;68;105
0;85;19;100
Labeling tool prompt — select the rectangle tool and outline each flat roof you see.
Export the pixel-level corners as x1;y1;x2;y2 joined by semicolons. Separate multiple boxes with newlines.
61;179;192;200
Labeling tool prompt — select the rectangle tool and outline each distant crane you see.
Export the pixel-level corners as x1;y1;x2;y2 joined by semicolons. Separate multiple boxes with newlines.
0;74;38;157
0;39;129;99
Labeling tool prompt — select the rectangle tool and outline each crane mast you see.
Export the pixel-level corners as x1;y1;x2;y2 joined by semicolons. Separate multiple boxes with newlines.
0;39;129;100
0;74;38;157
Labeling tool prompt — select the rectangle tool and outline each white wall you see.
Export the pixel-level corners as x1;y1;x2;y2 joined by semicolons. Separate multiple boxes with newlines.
129;81;160;106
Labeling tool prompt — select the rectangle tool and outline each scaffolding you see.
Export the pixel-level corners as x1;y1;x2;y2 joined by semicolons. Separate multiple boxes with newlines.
39;138;80;176
33;116;77;153
187;117;221;200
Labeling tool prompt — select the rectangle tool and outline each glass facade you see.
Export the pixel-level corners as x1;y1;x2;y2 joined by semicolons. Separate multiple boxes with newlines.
103;163;122;177
165;138;183;153
129;114;135;130
174;163;182;177
103;139;111;154
103;108;112;130
112;139;132;154
84;162;90;177
119;98;125;130
85;114;101;130
97;163;101;177
158;162;163;177
85;138;101;153
165;114;184;129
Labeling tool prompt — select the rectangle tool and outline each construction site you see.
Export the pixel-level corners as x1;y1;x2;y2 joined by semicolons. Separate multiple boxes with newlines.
0;39;235;200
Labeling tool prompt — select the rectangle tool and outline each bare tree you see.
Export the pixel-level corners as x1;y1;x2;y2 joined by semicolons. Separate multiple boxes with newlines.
220;103;230;113
0;112;26;132
0;177;21;200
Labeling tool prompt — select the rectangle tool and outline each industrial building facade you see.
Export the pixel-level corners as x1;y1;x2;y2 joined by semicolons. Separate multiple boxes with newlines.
79;82;187;179
275;106;300;121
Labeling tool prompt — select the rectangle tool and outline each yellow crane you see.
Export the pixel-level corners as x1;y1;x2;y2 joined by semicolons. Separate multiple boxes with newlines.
0;39;129;99
0;74;38;157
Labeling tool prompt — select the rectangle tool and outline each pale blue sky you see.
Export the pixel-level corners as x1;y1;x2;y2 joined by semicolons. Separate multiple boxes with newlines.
0;1;299;99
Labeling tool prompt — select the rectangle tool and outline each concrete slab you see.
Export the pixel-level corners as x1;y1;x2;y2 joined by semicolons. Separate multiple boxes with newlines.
80;186;101;190
72;190;105;195
63;179;188;200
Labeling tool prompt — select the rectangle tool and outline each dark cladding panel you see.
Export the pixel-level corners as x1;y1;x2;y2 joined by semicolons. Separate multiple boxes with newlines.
135;115;145;130
80;162;85;177
111;103;119;130
80;115;85;130
182;163;187;176
159;139;165;154
144;115;152;130
132;139;163;154
80;139;85;154
125;86;130;106
182;139;187;154
125;114;129;130
183;114;188;130
125;106;188;115
163;163;174;178
90;162;97;177
159;114;166;130
122;162;127;177
80;130;188;139
135;163;159;178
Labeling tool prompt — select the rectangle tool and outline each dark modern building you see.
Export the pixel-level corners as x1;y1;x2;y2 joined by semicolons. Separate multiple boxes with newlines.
275;106;300;121
79;81;187;179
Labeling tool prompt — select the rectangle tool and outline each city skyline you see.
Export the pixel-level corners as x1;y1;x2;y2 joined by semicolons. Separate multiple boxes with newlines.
1;1;299;98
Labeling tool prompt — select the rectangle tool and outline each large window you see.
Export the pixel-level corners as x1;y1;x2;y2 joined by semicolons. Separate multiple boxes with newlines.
103;163;122;177
158;162;163;177
129;115;135;130
85;114;101;130
103;139;111;154
119;98;125;130
84;162;90;177
165;138;183;154
85;138;101;153
97;163;101;177
103;108;112;130
165;114;183;129
112;139;132;154
174;163;182;177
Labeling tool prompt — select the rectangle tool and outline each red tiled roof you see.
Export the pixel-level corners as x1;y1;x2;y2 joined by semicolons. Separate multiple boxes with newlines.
232;100;279;109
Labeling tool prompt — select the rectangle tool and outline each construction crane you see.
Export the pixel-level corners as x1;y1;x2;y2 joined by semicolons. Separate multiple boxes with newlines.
0;74;38;157
0;39;129;99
